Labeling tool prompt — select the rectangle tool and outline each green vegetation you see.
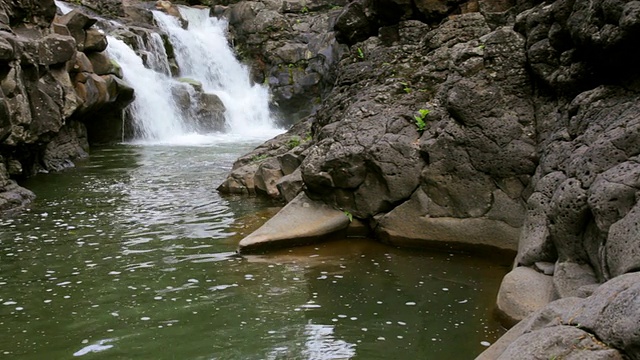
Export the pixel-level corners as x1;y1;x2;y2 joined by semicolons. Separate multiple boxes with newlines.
330;5;343;10
251;154;269;162
357;47;365;60
344;211;353;222
301;6;309;14
287;132;312;149
400;82;411;94
414;109;430;132
287;136;301;149
178;77;202;87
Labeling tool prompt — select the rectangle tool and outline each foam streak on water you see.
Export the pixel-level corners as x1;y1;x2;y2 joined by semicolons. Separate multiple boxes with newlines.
153;8;280;138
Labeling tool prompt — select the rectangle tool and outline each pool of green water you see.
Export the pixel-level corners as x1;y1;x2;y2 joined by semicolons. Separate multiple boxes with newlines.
0;143;509;359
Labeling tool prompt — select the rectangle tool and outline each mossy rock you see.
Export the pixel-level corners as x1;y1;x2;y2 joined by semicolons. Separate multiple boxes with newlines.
109;59;123;78
177;77;203;92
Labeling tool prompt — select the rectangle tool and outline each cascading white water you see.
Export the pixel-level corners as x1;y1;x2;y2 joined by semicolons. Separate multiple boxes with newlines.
55;0;73;14
107;36;193;141
59;1;282;144
153;7;278;137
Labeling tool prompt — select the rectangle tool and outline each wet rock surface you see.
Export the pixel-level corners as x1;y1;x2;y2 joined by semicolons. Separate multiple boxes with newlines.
3;0;640;357
479;273;640;360
0;0;133;215
217;0;640;357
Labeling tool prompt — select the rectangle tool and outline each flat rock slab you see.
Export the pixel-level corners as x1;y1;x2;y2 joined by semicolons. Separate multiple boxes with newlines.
238;192;351;253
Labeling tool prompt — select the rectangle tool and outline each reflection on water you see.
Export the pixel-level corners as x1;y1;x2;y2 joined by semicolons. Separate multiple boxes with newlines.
0;144;509;359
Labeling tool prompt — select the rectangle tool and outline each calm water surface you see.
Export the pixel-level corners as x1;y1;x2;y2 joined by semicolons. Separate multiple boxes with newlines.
0;143;509;359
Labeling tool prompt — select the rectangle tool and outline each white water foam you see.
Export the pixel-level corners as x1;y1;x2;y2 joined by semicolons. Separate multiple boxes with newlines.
153;8;281;140
107;37;191;141
55;0;73;14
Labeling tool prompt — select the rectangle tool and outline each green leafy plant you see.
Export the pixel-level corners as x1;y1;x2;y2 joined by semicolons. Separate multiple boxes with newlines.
357;47;364;60
344;211;353;222
414;109;430;132
303;132;312;142
478;44;486;50
301;6;309;13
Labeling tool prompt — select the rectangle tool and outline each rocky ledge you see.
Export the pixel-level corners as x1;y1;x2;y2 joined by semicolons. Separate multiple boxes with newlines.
217;0;640;357
0;0;134;214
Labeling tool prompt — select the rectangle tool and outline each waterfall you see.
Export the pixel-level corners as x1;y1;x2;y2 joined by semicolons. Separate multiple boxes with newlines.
103;7;282;144
55;0;73;14
153;7;278;137
107;37;192;142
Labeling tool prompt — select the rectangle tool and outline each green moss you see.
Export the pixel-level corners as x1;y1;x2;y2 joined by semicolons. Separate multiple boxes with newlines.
287;136;301;149
177;78;202;87
251;154;269;162
110;59;122;71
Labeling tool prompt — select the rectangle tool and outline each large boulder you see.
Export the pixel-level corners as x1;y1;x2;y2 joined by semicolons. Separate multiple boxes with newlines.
478;273;640;360
495;266;556;325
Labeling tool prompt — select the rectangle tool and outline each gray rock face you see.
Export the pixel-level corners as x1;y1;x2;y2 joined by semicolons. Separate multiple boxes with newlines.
221;12;534;252
219;0;640;355
218;118;312;198
497;326;625;360
487;0;640;332
479;273;640;360
223;0;349;124
0;0;133;215
298;15;534;249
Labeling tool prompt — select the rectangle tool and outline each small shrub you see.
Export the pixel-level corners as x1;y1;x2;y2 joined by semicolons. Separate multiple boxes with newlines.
357;47;365;60
414;109;430;132
287;136;301;149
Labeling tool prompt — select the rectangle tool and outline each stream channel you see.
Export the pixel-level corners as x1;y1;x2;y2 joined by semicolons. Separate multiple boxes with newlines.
0;2;509;358
0;142;509;359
